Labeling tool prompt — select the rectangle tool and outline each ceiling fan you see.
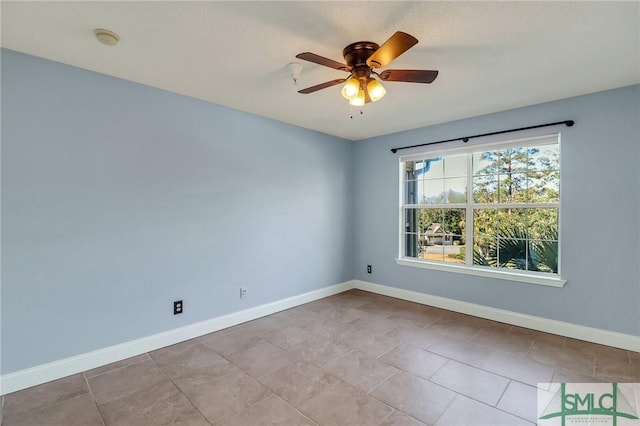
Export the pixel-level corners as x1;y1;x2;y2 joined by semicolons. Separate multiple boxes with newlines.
295;31;438;106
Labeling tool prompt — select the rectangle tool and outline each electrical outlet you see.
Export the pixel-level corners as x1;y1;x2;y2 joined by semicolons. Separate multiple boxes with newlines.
240;288;247;298
367;265;372;274
174;300;183;315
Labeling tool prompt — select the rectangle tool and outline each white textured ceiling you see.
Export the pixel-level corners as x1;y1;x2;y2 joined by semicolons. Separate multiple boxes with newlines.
2;1;639;140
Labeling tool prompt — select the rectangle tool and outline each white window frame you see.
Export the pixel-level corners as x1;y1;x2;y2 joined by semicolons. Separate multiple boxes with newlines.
397;134;566;287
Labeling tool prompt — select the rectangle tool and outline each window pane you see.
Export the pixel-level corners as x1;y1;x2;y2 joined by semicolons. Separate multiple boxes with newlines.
473;175;498;203
443;209;466;263
444;177;467;203
403;208;466;263
473;209;496;265
496;208;528;238
498;173;528;203
419;179;445;204
404;208;420;257
528;144;559;172
499;148;530;173
405;179;418;204
496;238;528;270
527;171;559;203
527;208;558;240
530;239;558;273
418;208;444;261
420;157;444;179
444;154;466;177
473;152;494;176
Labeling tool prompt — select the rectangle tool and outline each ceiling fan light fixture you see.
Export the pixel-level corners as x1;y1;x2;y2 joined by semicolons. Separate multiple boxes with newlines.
341;77;360;100
367;78;386;102
349;88;365;106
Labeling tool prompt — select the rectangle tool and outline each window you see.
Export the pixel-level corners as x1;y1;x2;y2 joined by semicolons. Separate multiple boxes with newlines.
399;134;562;285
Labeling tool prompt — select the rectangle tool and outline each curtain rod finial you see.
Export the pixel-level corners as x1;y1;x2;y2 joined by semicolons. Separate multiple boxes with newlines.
565;120;575;127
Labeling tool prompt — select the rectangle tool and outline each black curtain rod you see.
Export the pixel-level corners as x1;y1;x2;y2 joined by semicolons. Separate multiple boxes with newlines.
390;120;575;154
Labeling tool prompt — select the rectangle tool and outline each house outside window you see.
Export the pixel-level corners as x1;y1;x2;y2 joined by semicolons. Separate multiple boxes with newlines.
399;134;562;286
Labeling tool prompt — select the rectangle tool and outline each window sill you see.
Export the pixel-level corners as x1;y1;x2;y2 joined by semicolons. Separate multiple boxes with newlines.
395;258;566;287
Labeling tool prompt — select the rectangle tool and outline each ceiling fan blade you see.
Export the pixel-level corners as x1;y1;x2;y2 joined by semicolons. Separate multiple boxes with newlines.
295;52;350;71
366;31;419;68
378;69;439;83
298;78;346;94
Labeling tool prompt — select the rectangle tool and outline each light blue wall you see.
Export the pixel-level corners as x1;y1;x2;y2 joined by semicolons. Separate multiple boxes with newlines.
353;84;640;336
1;50;355;374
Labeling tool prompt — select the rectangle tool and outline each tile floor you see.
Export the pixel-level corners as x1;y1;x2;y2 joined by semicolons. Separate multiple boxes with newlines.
2;289;639;425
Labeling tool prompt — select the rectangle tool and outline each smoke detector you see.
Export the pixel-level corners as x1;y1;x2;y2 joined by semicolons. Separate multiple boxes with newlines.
94;29;120;46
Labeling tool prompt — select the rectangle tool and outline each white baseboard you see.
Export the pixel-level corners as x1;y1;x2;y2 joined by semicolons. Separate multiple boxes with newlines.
354;280;640;352
3;278;638;396
0;280;354;396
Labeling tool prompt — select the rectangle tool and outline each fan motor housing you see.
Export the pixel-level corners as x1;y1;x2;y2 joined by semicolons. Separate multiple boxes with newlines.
343;42;379;68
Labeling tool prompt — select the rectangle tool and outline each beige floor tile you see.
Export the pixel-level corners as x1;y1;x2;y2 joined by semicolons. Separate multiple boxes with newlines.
428;338;493;367
370;371;456;425
595;357;640;382
463;316;511;332
228;341;297;378
88;359;170;405
299;318;360;342
161;345;234;383
430;360;510;406
270;306;325;327
385;308;441;328
379;410;426;426
264;324;320;351
288;339;353;368
496;381;538;423
564;338;631;361
481;350;554;386
348;313;406;335
427;318;481;341
300;381;393;426
149;340;210;368
337;329;398;358
508;327;565;348
434;395;533;425
470;328;533;355
199;328;264;357
320;306;368;324
98;381;208;426
302;298;340;313
552;367;603;384
84;354;150;378
322;350;398;393
527;342;595;376
3;394;102;426
220;394;314;426
176;367;271;424
259;359;340;408
382;325;445;349
236;315;286;335
379;344;447;380
3;374;89;420
356;301;404;318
